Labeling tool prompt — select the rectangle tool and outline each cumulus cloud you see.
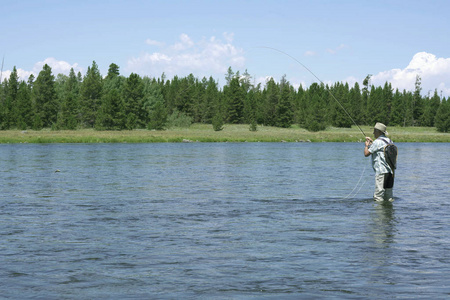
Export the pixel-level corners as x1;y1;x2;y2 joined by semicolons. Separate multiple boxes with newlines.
1;58;83;83
127;33;245;80
371;52;450;97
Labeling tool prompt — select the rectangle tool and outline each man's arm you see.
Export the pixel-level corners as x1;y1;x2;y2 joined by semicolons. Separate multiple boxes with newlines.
364;137;372;157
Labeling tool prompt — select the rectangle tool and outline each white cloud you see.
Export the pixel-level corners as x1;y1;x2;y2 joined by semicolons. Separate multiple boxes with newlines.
34;57;83;76
371;52;450;97
1;58;83;83
127;33;245;80
145;39;165;47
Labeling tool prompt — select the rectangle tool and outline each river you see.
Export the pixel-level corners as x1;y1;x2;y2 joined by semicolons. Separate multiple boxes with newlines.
1;142;449;298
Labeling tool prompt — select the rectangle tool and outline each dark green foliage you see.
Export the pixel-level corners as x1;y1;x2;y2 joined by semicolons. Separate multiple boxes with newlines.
165;109;192;129
261;78;279;126
276;78;293;128
225;77;245;123
1;64;447;132
304;83;327;132
148;101;168;130
80;61;102;127
56;68;80;130
212;113;224;131
435;98;450;132
33;64;57;129
1;67;19;129
330;82;353;128
123;73;145;129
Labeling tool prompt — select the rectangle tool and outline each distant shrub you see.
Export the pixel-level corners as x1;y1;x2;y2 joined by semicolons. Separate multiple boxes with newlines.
212;114;224;131
166;109;193;128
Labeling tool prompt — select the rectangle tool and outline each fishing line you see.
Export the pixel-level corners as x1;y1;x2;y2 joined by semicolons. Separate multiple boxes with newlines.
254;46;370;200
341;164;368;200
255;46;367;137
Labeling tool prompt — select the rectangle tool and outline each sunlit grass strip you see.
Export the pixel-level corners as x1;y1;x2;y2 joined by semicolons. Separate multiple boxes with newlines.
0;125;448;143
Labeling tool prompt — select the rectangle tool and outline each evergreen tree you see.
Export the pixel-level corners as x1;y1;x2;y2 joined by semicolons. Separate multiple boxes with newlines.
412;75;424;125
293;85;306;126
14;81;33;129
366;85;384;125
362;75;371;124
349;82;363;125
435;98;450;132
1;66;19;128
225;76;244;123
402;90;414;127
200;76;219;123
143;77;166;130
331;82;352;128
390;89;404;126
225;66;234;86
304;83;327;131
106;63;120;80
96;88;125;130
80;61;102;127
276;76;293;128
96;75;125;130
382;82;393;124
420;89;441;127
123;73;144;129
261;78;279;126
33;64;57;128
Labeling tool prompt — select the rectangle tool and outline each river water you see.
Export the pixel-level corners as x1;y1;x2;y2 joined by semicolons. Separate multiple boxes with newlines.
1;142;449;299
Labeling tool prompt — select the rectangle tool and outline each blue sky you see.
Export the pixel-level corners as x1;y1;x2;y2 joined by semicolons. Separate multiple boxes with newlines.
2;0;450;96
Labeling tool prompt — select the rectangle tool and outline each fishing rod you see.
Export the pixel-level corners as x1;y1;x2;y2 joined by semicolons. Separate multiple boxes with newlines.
257;47;367;137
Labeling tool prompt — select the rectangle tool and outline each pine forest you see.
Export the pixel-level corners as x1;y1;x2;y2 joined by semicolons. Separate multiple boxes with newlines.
1;62;449;133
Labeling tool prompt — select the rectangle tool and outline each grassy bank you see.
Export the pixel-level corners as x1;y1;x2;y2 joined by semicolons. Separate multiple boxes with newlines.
0;124;448;143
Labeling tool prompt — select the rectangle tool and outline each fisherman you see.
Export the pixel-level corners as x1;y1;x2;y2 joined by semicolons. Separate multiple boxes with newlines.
364;122;395;202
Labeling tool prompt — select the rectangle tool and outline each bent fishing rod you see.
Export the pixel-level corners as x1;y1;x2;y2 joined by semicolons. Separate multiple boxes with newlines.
257;47;367;137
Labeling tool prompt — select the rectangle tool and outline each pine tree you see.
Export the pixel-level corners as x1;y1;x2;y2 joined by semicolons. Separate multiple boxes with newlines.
390;89;404;126
80;61;102;127
1;66;20;128
349;82;363;125
276;76;293;128
420;90;441;127
143;77;166;130
412;75;424;126
367;85;384;125
331;82;352;128
106;63;120;80
201;76;219;123
293;85;306;126
435;98;450;132
304;83;327;132
33;64;57;128
262;78;279;126
14;81;33;129
96;87;125;130
225;77;244;123
123;73;144;129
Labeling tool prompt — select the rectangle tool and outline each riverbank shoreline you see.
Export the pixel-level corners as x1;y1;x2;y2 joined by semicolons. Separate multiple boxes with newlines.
0;124;448;143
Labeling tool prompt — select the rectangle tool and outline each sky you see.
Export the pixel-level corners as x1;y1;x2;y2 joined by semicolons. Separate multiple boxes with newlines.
2;0;450;97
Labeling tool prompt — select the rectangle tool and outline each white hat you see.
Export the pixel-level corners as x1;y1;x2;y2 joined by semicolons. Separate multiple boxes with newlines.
374;122;388;135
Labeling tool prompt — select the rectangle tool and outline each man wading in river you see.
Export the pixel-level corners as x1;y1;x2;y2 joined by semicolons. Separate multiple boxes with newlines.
364;122;396;202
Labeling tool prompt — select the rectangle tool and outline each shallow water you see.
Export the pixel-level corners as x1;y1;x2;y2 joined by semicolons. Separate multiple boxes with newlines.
1;142;449;299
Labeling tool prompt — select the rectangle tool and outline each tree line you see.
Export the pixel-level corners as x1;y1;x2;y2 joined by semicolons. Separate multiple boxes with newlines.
1;62;449;132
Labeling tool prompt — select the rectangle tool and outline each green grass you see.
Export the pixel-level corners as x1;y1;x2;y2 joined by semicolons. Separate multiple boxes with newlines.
0;124;448;143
